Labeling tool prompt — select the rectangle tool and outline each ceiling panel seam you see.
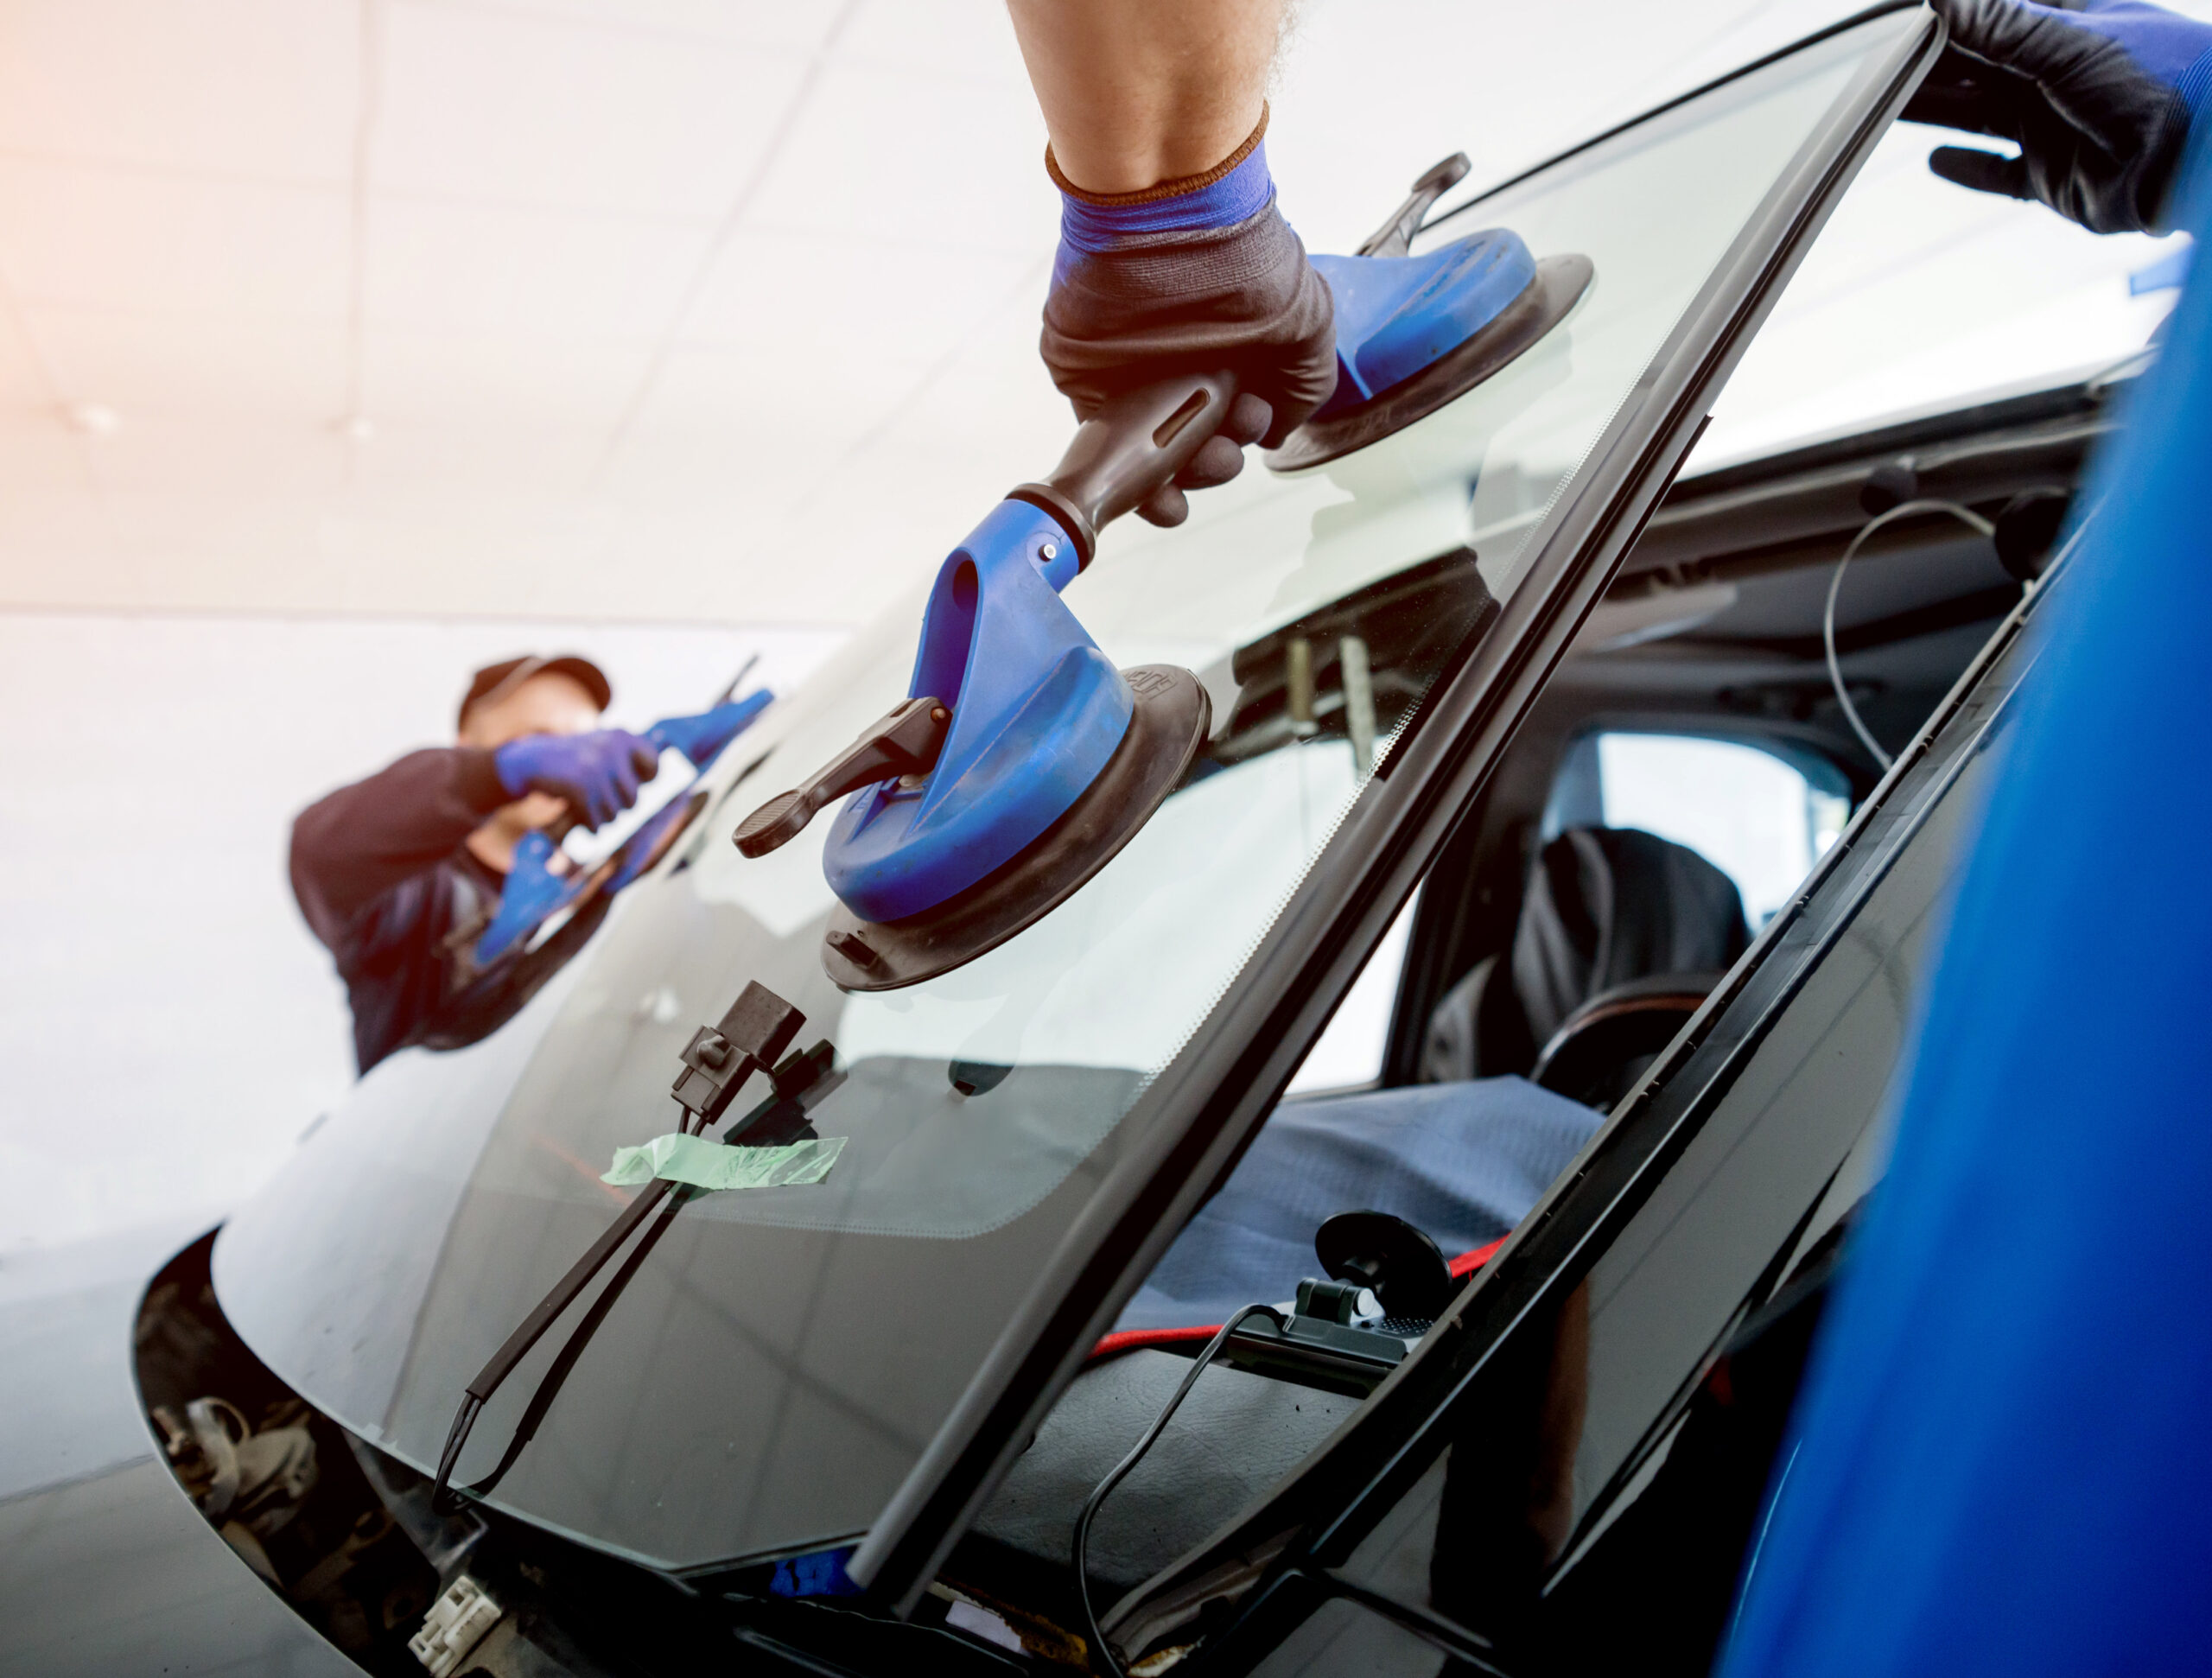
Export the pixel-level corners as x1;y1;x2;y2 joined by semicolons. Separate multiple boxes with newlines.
0;279;104;503
590;0;868;489
409;0;826;56
344;0;386;479
0;148;351;192
793;252;1052;517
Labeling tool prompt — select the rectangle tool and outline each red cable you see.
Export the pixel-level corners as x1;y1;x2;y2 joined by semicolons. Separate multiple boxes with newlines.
1086;1235;1510;1365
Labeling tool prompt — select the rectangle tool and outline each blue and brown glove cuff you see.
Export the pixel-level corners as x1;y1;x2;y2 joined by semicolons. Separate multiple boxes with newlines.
1040;106;1336;455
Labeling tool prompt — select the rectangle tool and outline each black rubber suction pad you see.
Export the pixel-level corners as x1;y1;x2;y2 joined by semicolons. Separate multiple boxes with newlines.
1315;1211;1455;1321
820;664;1211;992
1265;253;1595;473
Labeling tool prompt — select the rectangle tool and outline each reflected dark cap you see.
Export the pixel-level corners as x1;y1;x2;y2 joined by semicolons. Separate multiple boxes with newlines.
457;654;613;728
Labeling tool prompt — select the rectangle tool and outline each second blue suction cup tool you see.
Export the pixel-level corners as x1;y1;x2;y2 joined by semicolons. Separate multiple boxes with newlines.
1266;153;1593;472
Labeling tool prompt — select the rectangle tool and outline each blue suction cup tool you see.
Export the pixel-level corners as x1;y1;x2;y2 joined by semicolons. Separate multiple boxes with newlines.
733;378;1229;990
1265;153;1594;473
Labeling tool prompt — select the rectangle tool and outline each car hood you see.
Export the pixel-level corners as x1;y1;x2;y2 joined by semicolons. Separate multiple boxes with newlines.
0;1222;361;1676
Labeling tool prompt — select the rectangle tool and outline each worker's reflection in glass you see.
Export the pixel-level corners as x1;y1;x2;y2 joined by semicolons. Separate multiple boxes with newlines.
289;655;657;1076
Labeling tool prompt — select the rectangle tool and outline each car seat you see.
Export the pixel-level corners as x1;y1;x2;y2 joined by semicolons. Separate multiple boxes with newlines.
1421;826;1751;1096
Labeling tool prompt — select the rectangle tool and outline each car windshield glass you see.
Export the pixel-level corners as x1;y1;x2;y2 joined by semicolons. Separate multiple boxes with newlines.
214;11;1924;1573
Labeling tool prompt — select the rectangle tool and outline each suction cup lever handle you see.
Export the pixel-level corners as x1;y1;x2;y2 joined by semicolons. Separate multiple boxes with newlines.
732;696;951;859
1010;372;1242;565
1357;151;1471;259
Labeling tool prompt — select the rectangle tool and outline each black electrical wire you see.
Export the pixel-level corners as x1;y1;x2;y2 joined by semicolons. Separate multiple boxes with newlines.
1823;495;2101;776
1071;1304;1289;1678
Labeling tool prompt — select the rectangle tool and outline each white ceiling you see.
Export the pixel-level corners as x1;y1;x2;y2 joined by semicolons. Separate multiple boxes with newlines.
0;0;2191;626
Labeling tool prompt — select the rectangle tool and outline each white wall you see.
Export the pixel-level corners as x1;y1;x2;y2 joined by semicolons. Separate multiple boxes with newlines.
0;610;841;1249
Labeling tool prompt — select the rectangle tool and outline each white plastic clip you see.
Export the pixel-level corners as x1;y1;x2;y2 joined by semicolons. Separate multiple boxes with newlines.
410;1574;503;1676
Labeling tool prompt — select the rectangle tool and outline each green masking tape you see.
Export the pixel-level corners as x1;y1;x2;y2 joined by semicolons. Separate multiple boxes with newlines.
601;1133;847;1192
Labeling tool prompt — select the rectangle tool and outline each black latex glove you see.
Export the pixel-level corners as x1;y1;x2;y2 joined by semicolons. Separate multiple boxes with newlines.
1042;124;1337;527
1902;0;2212;233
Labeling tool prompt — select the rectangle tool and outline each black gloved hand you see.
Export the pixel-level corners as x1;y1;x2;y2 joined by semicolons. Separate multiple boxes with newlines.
1903;0;2212;233
1041;111;1337;526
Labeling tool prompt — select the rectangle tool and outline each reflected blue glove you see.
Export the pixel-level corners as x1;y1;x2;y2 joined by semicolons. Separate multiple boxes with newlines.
1043;111;1333;526
646;691;772;771
1905;0;2212;232
493;728;658;829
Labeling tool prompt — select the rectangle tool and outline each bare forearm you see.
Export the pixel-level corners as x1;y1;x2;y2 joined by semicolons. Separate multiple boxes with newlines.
1005;0;1287;194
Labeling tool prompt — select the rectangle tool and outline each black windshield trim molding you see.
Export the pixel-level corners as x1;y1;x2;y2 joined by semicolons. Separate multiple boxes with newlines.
849;7;1945;1617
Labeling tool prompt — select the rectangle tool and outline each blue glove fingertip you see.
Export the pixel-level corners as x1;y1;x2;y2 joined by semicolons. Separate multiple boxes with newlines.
492;736;536;802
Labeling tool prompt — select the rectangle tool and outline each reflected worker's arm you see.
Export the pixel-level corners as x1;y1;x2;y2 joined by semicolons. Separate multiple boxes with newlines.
287;658;658;1077
289;729;655;938
289;747;514;939
1004;0;1336;525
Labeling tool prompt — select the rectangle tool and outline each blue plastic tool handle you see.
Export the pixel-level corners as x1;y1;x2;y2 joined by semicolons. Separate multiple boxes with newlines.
474;690;773;963
822;497;1130;922
818;373;1244;925
472;829;575;965
1308;227;1538;416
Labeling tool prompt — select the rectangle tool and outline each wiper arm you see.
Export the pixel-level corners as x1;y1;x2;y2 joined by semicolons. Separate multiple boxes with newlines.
432;982;807;1513
447;1041;847;1507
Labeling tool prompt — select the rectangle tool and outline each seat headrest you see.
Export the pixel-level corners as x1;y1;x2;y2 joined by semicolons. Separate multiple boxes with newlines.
1510;827;1750;1049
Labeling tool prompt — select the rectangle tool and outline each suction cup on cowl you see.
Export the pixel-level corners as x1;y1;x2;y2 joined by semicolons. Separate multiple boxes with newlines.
1315;1210;1455;1321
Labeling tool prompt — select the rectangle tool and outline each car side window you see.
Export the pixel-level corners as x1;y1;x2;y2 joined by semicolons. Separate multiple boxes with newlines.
1544;731;1850;925
1285;893;1420;1096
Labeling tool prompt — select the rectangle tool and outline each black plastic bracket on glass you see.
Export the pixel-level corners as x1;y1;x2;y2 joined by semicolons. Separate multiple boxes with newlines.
730;696;951;860
430;982;806;1514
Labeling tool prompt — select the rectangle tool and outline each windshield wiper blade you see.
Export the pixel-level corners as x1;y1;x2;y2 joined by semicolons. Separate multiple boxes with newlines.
448;1040;847;1506
432;982;806;1513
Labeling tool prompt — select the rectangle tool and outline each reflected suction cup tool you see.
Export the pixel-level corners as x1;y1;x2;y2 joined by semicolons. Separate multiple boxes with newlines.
1315;1211;1455;1321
